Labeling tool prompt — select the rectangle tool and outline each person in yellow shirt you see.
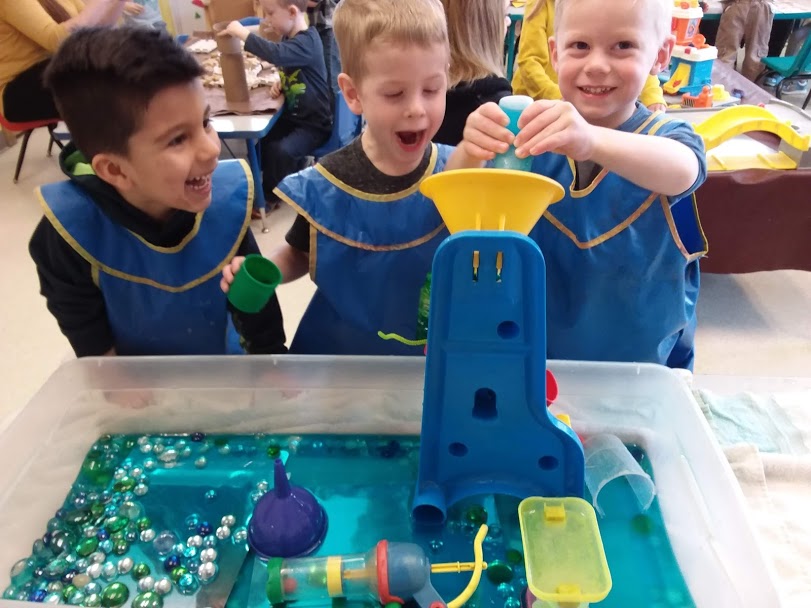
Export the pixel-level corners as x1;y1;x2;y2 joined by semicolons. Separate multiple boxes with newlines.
512;0;667;111
0;0;127;122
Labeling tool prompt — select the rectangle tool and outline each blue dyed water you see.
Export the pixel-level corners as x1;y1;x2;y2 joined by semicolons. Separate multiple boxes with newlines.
4;435;693;608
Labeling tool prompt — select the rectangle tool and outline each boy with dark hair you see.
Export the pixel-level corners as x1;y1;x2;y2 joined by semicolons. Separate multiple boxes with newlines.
221;0;332;208
30;26;286;357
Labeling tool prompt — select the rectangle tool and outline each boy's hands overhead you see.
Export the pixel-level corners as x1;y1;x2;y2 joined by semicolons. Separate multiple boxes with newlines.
221;256;245;294
218;21;251;41
513;100;595;161
123;2;144;16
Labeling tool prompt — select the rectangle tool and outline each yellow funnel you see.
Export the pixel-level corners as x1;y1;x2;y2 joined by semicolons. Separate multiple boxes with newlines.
420;169;565;235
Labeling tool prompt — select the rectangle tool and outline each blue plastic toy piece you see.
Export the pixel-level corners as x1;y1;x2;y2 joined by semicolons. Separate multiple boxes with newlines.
412;231;584;524
493;95;534;172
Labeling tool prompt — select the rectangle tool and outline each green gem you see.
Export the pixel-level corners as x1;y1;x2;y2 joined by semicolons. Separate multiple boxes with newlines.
76;537;99;557
83;592;102;606
213;437;228;447
170;567;188;583
90;503;105;519
64;508;91;526
631;514;654;535
104;516;129;534
63;585;77;601
131;591;163;608
464;505;488;526
112;477;136;493
485;560;514;584
135;517;151;532
81;459;115;486
505;548;524;566
266;443;281;458
132;564;151;580
100;583;129;607
112;539;129;556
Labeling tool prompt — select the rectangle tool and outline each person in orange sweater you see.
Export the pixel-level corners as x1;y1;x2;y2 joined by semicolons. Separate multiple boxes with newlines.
512;0;667;111
0;0;126;122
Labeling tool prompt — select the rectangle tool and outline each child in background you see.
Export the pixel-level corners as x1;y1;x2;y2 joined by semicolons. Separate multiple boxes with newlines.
220;0;332;210
306;0;340;97
122;0;167;30
30;27;286;357
450;0;708;369
222;0;455;355
512;0;667;112
434;0;513;145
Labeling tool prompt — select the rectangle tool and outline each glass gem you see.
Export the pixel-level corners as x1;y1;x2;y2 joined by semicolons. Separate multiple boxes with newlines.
116;558;133;575
505;549;523;566
216;526;230;540
136;517;151;532
162;556;180;573
132;564;151;580
86;563;103;580
153;578;172;596
101;563;117;582
76;538;99;557
232;527;248;543
112;477;135;493
84;582;102;595
72;574;91;589
266;443;281;458
221;515;236;527
111;540;128;556
100;582;129;607
196;522;212;536
140;529;156;543
138;576;155;593
199;548;217;563
104;517;129;534
169;567;188;584
486;561;514;584
177;573;199;595
153;532;177;556
194;457;207;469
631;514;655;535
504;598;521;608
197;562;218;584
464;505;488;526
131;591;163;608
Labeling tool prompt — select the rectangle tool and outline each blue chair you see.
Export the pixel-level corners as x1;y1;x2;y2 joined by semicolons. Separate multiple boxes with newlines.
311;91;363;159
758;33;811;108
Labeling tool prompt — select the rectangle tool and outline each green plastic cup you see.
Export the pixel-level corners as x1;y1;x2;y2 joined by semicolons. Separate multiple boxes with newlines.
227;254;282;313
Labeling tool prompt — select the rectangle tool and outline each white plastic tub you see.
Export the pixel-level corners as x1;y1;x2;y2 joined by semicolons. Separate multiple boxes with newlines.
0;357;782;607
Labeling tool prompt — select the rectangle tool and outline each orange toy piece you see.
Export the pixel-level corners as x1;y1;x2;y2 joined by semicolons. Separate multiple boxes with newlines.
682;85;713;108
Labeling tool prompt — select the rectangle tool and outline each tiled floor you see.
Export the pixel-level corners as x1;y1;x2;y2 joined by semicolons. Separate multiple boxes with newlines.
1;105;809;424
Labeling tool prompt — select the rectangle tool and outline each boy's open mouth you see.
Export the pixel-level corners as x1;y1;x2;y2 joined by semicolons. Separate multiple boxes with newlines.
396;130;426;151
185;174;212;193
578;86;615;96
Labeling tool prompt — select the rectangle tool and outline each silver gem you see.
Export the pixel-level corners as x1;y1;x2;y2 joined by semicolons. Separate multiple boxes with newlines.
89;551;106;564
139;443;153;454
200;548;217;563
182;447;192;458
44;592;62;604
137;436;150;446
134;483;149;497
140;529;156;543
154;577;173;595
83;527;99;538
232;527;248;543
217;445;231;455
131;467;144;479
117;557;134;575
215;526;231;540
75;558;89;571
153;444;165;455
221;515;236;527
175;440;187;450
46;582;63;593
158;448;177;463
113;469;126;480
84;582;101;595
197;562;218;583
101;562;117;581
143;458;157;471
138;576;156;592
187;535;203;548
86;562;102;579
194;457;207;469
256;480;269;492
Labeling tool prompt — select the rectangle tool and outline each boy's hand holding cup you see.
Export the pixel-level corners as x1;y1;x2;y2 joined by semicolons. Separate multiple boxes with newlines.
222;255;282;313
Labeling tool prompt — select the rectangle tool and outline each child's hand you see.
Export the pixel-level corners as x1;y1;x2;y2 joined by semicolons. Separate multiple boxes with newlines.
647;103;667;113
219;21;250;41
459;102;515;161
123;2;144;15
269;81;281;99
221;256;245;293
514;100;595;161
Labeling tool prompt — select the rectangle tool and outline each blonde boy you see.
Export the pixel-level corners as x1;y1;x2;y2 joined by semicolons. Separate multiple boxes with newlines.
451;0;708;369
223;0;456;355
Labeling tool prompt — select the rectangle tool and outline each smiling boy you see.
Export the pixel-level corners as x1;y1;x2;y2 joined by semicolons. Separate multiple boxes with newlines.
29;27;286;357
451;0;708;369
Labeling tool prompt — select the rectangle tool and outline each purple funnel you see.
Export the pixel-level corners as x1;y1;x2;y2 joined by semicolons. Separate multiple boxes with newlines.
248;459;328;558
